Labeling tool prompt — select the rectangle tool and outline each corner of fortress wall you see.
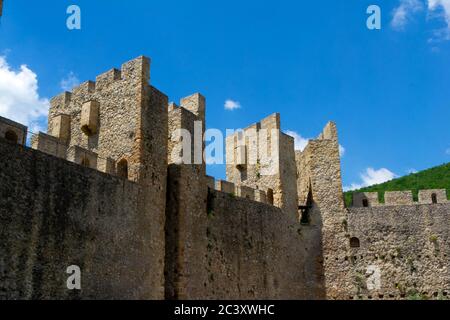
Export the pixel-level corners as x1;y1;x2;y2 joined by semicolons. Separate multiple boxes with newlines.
295;121;352;299
296;121;345;213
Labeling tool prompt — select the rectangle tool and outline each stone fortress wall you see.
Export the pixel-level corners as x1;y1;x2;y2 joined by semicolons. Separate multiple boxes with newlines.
332;189;450;300
1;56;449;300
0;137;164;299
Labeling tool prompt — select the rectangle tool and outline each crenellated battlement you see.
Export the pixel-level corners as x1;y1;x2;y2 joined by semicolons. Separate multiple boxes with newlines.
351;189;449;207
95;68;122;86
50;91;72;110
50;56;150;111
206;175;271;205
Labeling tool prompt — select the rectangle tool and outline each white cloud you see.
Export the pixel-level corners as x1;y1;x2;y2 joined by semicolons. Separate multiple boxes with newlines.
285;130;345;156
428;0;450;39
339;145;346;157
285;130;310;152
391;0;424;30
407;168;418;174
224;99;241;111
60;71;80;91
0;56;49;131
391;0;450;40
345;167;397;191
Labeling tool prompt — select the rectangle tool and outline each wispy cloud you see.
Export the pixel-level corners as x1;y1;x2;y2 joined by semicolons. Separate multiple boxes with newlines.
391;0;450;41
224;99;241;111
391;0;424;30
428;0;450;40
0;56;49;131
339;145;346;157
446;147;450;155
345;167;397;191
60;71;80;91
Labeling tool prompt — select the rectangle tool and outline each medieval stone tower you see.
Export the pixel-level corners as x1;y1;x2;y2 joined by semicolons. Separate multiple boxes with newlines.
225;113;298;218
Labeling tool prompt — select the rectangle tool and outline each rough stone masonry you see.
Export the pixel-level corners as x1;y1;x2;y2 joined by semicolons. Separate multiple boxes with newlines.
0;56;449;300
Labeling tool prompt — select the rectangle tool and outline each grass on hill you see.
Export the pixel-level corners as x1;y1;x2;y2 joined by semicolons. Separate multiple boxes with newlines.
344;163;450;207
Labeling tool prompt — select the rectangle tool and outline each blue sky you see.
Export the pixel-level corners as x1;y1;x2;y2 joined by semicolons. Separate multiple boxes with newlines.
1;0;449;189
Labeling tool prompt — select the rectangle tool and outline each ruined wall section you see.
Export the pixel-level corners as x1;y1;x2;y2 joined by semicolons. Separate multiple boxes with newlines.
0;139;164;299
295;121;349;299
341;203;450;300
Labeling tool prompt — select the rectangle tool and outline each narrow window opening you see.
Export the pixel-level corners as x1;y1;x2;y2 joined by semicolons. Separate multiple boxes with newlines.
350;237;360;248
267;188;274;205
117;159;129;179
362;199;369;207
300;188;313;225
431;193;438;204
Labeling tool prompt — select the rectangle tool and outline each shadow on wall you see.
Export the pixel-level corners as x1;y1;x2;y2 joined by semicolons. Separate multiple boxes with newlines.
300;201;326;300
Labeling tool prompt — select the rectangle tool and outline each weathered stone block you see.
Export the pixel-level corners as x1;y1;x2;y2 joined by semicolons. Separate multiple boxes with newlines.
97;157;116;174
95;69;122;88
72;80;96;96
50;91;72;110
51;114;71;143
67;145;98;169
418;189;448;204
205;175;215;190
215;180;235;194
260;113;280;130
81;100;100;135
31;132;67;159
236;185;255;200
235;145;247;167
385;191;413;206
255;189;267;203
180;93;205;121
352;192;379;207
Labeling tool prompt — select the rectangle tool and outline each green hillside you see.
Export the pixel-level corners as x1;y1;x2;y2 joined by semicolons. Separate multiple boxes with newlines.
344;163;450;206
